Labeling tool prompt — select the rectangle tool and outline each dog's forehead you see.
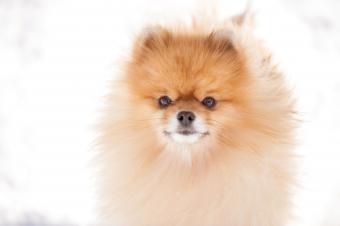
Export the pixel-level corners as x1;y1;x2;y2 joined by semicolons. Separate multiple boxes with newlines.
164;76;219;99
156;58;238;96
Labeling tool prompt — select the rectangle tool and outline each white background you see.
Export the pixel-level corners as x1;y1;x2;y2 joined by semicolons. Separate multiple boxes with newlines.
0;0;340;225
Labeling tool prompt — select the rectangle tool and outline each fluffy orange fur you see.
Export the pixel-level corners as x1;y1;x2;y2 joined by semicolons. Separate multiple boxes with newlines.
96;13;297;226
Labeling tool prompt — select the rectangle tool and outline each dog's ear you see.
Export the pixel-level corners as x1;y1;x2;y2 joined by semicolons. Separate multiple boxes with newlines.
137;26;172;52
206;29;235;53
132;26;172;62
231;6;254;28
206;7;254;54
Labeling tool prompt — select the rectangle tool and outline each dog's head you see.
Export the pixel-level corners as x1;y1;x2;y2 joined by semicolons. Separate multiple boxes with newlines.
123;27;253;148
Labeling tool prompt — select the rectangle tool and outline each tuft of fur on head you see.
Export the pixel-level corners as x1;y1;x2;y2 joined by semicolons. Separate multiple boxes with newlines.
96;12;297;226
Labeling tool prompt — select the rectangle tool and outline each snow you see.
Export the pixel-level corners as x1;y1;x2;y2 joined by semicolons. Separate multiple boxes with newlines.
0;0;340;225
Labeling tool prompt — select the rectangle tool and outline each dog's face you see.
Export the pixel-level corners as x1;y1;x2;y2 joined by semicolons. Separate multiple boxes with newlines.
124;28;251;148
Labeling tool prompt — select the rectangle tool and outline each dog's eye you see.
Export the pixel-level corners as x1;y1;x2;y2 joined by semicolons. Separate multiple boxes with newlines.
158;96;172;108
202;96;216;108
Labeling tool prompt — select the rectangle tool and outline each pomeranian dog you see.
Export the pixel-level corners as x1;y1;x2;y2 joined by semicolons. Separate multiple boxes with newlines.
96;11;296;226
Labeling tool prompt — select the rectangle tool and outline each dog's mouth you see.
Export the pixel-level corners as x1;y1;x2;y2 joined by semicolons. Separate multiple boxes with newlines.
164;129;208;136
163;129;209;143
177;129;196;135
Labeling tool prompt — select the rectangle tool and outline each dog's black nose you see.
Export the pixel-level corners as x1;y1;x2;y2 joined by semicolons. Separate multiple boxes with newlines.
177;111;195;127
